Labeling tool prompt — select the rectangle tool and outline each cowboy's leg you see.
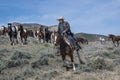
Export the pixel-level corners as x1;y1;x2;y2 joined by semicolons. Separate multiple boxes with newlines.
68;35;77;47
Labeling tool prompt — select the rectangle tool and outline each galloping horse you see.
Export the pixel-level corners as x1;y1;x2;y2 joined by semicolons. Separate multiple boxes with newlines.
18;25;28;44
0;26;8;36
109;34;120;47
7;23;18;45
35;26;44;42
99;37;105;44
75;37;88;44
27;30;34;38
45;27;52;43
53;31;84;71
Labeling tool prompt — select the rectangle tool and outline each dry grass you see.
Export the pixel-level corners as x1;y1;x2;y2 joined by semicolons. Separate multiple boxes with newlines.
0;36;120;80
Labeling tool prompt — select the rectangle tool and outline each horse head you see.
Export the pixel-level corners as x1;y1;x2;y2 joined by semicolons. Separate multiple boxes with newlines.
108;34;115;40
52;31;62;46
18;25;23;31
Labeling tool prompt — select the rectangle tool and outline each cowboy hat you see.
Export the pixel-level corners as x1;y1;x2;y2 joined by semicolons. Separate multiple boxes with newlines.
57;16;64;20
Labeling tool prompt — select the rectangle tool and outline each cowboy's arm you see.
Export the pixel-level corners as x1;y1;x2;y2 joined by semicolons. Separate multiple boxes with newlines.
63;22;70;33
58;23;60;34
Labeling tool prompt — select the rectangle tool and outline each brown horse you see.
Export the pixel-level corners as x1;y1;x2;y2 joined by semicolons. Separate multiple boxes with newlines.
109;34;120;47
18;25;28;44
75;37;88;44
0;26;8;36
53;32;84;71
35;27;45;43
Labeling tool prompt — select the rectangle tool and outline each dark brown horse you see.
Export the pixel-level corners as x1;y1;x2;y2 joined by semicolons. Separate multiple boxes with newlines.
75;37;88;44
109;34;120;47
45;27;52;43
53;32;84;71
18;25;28;44
27;30;34;37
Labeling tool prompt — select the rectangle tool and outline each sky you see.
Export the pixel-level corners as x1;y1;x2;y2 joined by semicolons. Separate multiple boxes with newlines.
0;0;120;35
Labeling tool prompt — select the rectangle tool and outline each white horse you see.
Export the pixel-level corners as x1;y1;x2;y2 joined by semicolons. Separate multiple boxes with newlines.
99;37;105;44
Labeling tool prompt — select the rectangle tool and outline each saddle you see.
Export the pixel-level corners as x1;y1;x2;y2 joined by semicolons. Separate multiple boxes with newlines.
63;35;75;50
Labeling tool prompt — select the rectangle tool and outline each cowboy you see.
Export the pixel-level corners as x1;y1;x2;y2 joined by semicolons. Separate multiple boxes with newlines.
57;16;78;50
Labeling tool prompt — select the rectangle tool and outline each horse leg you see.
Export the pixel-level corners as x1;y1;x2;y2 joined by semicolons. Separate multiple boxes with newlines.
69;54;76;71
11;36;14;46
112;41;116;47
61;54;67;67
76;51;85;64
16;39;18;44
117;41;119;47
25;36;27;43
21;37;23;44
15;35;18;44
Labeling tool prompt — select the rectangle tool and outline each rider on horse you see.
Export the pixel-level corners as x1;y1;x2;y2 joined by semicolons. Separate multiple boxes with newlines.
57;16;79;50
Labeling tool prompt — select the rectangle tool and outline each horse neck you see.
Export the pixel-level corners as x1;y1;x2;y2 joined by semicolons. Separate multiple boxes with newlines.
59;36;67;48
19;28;24;32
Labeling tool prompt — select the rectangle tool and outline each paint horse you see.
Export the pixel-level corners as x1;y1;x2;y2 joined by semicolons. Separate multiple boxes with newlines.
18;25;28;44
7;23;18;45
53;31;84;71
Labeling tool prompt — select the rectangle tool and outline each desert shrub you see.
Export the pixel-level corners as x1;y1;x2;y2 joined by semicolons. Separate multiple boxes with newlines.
0;59;29;73
14;75;24;80
94;51;116;59
111;59;120;67
0;52;5;60
0;60;7;73
23;69;35;77
0;36;9;44
0;49;10;54
5;59;29;68
112;49;120;55
79;64;94;72
11;51;31;60
32;40;39;45
88;57;108;70
31;55;49;68
94;50;120;59
102;52;115;59
43;70;60;80
83;77;97;80
43;54;55;58
44;43;50;47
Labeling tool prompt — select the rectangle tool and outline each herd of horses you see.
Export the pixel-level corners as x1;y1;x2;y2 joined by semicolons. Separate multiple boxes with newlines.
0;24;53;45
0;24;88;46
0;24;120;71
